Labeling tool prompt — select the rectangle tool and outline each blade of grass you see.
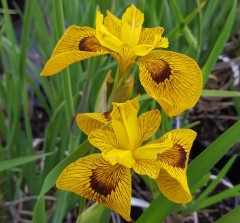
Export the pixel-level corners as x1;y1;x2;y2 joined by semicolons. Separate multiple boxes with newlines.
33;140;92;223
52;0;74;126
201;89;240;97
51;190;79;223
170;0;198;51
202;0;236;85
77;203;111;223
214;206;240;223
167;1;207;40
197;185;240;210
188;120;240;187
196;155;237;202
0;151;55;172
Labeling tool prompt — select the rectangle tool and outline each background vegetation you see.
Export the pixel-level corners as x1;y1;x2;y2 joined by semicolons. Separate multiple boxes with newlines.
0;0;240;222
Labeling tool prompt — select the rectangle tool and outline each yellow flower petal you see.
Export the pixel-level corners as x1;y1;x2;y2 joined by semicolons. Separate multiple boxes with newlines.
156;168;192;203
76;112;111;135
138;27;164;45
156;129;197;203
40;26;107;76
133;159;160;179
56;154;131;221
102;149;135;168
88;128;119;153
129;95;140;110
104;10;121;39
133;35;161;56
157;37;169;48
137;50;202;117
137;27;169;50
134;134;173;160
96;10;122;52
111;99;139;151
121;5;144;46
137;109;161;144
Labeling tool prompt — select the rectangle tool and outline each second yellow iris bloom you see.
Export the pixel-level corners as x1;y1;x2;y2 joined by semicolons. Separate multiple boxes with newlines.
57;97;196;221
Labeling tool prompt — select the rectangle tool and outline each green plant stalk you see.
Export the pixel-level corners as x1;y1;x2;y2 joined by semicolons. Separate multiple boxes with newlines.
53;0;74;126
170;0;198;50
18;0;38;195
1;0;17;47
167;0;207;41
196;185;240;210
197;155;237;202
107;66;128;110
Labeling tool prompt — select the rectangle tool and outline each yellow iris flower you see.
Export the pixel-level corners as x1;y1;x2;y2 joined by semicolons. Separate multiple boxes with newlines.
40;4;202;117
57;97;197;221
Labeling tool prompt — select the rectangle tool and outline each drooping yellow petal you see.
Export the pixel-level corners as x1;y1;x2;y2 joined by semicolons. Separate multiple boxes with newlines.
102;149;135;168
156;168;192;203
56;154;131;222
104;10;122;39
40;26;107;76
156;129;197;203
76;112;111;135
96;10;122;52
137;109;161;144
137;50;202;117
133;159;160;179
120;5;144;46
111;100;139;151
88;128;119;153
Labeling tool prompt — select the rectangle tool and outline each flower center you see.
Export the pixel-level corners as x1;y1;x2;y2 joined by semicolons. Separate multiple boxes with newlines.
102;149;135;168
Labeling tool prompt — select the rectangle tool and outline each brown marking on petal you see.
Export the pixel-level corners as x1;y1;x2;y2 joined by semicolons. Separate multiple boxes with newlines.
158;144;187;169
103;111;112;121
79;36;102;52
90;164;119;197
144;59;172;84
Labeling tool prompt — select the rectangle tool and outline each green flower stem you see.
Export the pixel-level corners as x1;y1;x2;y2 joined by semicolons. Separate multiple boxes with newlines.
107;67;128;110
53;0;74;126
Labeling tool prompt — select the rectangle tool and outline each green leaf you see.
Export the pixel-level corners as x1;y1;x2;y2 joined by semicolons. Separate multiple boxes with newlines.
33;140;92;223
188;120;240;188
77;203;111;223
202;0;237;85
197;184;240;210
0;152;55;172
195;155;237;202
214;206;240;223
201;89;240;97
167;0;207;41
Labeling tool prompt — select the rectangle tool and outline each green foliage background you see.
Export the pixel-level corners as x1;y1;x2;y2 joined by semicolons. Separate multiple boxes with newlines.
0;0;239;222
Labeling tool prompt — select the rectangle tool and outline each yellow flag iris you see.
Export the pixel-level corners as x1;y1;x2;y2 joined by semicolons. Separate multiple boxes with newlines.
57;97;197;221
40;5;202;117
